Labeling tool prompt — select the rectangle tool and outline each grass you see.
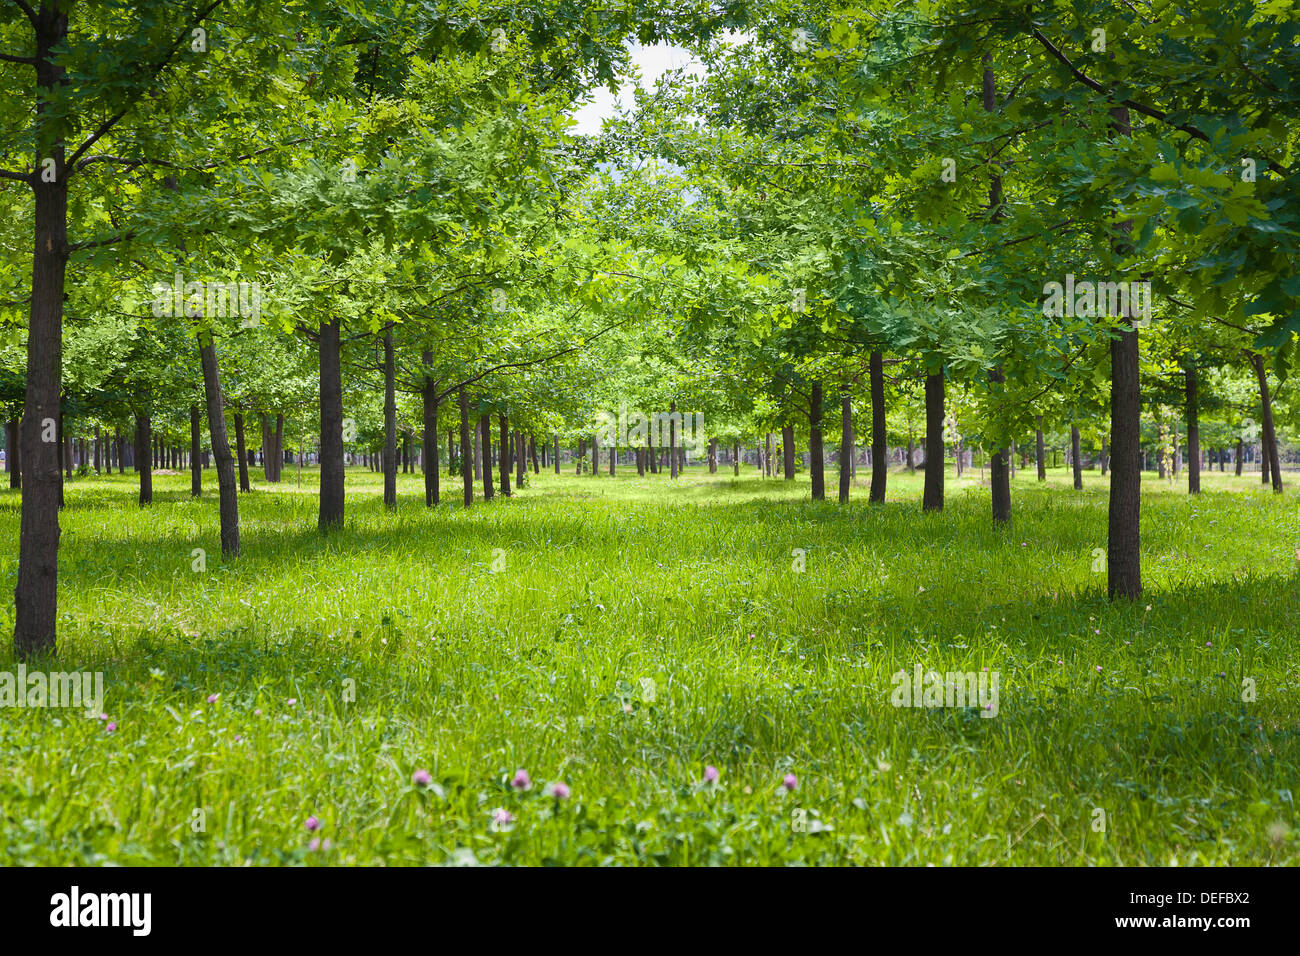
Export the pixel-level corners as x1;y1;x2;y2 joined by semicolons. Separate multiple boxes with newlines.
0;460;1296;865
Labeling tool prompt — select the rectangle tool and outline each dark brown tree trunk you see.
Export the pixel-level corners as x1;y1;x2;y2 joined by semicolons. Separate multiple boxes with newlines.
136;414;153;507
1071;426;1083;490
869;352;887;502
499;413;511;496
319;319;344;527
7;419;20;489
810;382;825;500
234;412;249;492
1235;437;1244;476
782;423;795;480
190;405;202;496
1251;353;1283;493
382;327;397;510
459;388;472;507
923;371;944;511
590;431;599;478
1035;421;1046;481
198;336;240;558
481;412;494;500
422;353;439;507
519;431;527;486
839;392;853;503
115;426;123;474
669;401;678;479
553;433;560;475
1184;365;1200;494
989;374;1010;524
1106;106;1141;600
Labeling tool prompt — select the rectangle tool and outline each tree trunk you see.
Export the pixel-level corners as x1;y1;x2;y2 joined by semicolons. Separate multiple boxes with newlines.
1071;426;1083;490
732;443;740;476
839;392;853;503
198;336;240;558
989;373;1010;524
499;413;511;496
1235;437;1244;476
1184;366;1200;494
319;319;345;528
530;434;539;474
1035;420;1046;481
553;433;560;475
1251;353;1283;493
810;382;825;500
190;405;202;496
422;353;439;507
782;423;795;481
1106;106;1142;600
669;401;678;479
381;328;397;509
136;414;153;507
481;412;494;499
7;418;20;489
923;371;944;511
868;351;887;503
708;437;718;474
459;388;473;507
234;412;249;492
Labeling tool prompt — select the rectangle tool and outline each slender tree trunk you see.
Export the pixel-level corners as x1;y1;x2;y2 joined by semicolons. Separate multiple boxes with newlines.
422;353;439;507
669;401;678;479
1035;421;1046;481
553;434;560;475
1251;353;1283;492
7;419;20;489
923;371;945;511
989;377;1010;523
868;352;887;503
319;319;345;528
1071;426;1083;490
1105;105;1142;599
519;432;528;486
1235;437;1244;476
190;406;202;496
480;412;494;499
591;431;599;478
530;434;539;474
473;410;482;480
810;382;825;500
732;443;740;476
459;388;472;507
499;413;511;497
136;414;153;507
1184;366;1201;494
647;431;657;474
198;336;240;558
382;328;397;510
839;392;853;503
782;423;795;481
234;412;249;492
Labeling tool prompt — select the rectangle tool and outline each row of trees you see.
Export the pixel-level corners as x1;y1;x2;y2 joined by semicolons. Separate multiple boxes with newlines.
2;0;1296;657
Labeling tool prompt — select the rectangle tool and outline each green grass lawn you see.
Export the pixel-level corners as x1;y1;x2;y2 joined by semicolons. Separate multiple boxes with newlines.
1;462;1296;865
